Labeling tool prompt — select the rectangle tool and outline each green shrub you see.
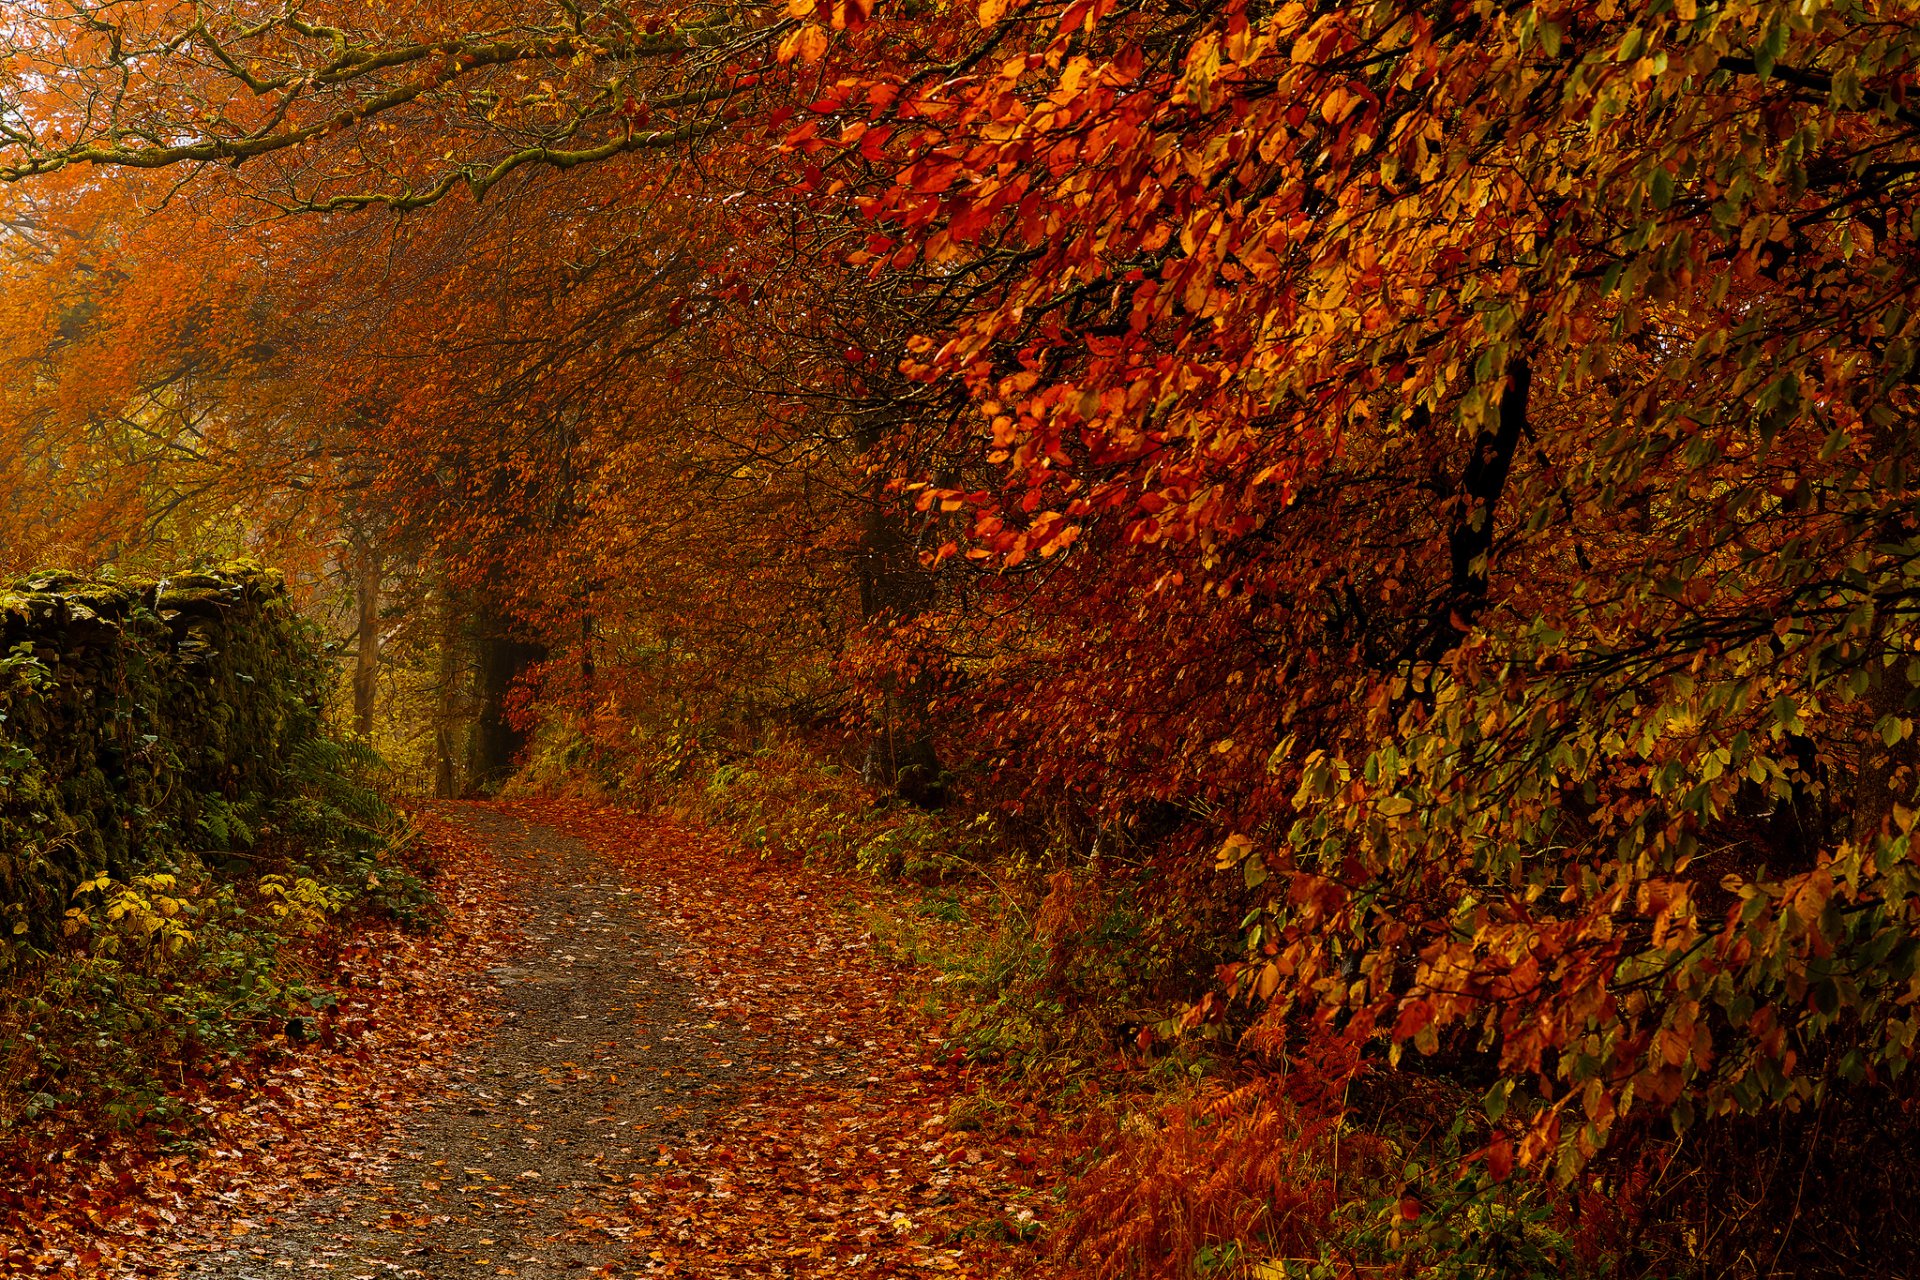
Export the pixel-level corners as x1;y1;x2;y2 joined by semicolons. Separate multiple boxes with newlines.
0;562;434;1134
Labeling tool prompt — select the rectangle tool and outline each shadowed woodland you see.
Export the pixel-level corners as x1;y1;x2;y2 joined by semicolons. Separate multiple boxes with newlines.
5;1;1920;1276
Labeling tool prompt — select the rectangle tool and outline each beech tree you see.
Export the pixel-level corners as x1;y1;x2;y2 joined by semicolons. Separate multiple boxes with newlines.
827;0;1920;1172
0;0;776;207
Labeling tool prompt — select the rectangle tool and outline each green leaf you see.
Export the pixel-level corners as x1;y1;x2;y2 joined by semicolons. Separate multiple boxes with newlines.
1651;166;1674;210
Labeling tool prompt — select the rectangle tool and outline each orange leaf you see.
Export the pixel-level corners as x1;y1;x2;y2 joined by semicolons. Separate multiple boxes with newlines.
777;24;829;64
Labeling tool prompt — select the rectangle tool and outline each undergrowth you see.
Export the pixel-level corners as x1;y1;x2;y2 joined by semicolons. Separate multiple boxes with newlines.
0;733;435;1143
506;723;1708;1277
540;731;1671;1280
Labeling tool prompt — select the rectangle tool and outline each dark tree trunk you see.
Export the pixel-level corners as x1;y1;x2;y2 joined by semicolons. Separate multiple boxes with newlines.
351;536;381;740
433;588;465;799
854;491;947;807
466;628;546;794
1427;361;1532;661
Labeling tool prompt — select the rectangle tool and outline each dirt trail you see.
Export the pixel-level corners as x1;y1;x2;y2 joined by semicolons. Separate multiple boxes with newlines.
185;807;740;1278
132;801;1055;1280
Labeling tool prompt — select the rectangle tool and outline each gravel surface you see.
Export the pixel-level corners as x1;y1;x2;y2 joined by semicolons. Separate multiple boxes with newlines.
188;808;741;1278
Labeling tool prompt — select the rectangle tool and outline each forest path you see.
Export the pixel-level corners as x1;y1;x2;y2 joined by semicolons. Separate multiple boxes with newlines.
188;806;736;1277
158;801;1050;1280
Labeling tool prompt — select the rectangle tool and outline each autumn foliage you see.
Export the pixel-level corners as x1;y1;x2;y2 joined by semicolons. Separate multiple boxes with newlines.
8;0;1920;1274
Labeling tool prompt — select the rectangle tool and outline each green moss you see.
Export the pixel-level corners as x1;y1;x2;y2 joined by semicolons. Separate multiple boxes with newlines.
0;561;332;964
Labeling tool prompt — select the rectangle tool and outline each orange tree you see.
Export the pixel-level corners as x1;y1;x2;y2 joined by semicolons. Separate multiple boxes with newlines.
789;0;1920;1191
0;0;780;208
324;174;874;779
0;172;363;578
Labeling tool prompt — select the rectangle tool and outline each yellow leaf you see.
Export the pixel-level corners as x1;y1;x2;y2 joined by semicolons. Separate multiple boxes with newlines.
777;24;829;64
1790;869;1834;924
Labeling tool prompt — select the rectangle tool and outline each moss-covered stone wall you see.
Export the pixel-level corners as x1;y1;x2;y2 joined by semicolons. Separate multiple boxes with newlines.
0;563;325;956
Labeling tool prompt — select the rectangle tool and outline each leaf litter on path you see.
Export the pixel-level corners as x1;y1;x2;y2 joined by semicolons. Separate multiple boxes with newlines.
5;802;1060;1278
519;799;1060;1279
1;810;522;1277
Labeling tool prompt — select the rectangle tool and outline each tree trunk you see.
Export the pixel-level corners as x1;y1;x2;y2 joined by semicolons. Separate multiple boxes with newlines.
351;536;380;740
1854;657;1920;845
854;500;946;806
1427;361;1531;662
466;627;546;794
433;588;464;799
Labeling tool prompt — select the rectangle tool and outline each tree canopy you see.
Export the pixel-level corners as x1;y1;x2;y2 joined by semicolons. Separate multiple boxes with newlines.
8;0;1920;1252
